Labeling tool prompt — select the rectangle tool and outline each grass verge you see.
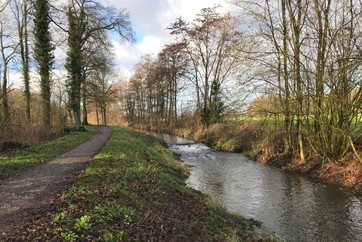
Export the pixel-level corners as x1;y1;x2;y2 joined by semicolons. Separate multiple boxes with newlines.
0;126;97;181
31;126;274;241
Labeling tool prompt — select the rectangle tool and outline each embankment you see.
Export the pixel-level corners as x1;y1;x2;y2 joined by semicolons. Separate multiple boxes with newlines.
4;126;275;241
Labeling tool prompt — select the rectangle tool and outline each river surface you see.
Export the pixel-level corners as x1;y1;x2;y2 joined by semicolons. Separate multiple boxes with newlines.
156;133;362;242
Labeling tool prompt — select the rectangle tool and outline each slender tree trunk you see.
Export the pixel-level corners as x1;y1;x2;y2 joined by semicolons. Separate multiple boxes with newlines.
1;62;9;119
0;34;10;120
22;0;31;122
287;0;305;162
102;104;107;125
0;65;2;124
168;85;172;125
15;0;31;123
95;105;99;125
195;71;201;119
282;0;292;153
82;83;88;125
173;77;177;127
313;0;331;137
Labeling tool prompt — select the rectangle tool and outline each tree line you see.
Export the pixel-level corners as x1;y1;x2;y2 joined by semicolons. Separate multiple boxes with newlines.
235;0;362;162
0;0;133;138
122;6;247;127
2;0;362;163
122;1;362;163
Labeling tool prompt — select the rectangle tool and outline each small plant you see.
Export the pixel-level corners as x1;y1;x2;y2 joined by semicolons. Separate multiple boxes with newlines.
204;196;227;214
61;230;78;242
103;230;127;242
74;215;92;233
53;211;69;222
95;200;136;225
124;162;160;182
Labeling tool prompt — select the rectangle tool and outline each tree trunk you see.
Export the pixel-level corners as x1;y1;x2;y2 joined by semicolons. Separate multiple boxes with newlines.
1;62;9;120
33;0;54;128
95;105;99;125
22;0;31;123
0;33;10;120
41;74;51;128
281;0;292;153
102;104;107;125
287;0;305;162
82;83;88;125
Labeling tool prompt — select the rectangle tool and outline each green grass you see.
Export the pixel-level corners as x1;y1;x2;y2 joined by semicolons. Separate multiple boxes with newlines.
224;115;284;123
0;126;97;181
41;126;274;241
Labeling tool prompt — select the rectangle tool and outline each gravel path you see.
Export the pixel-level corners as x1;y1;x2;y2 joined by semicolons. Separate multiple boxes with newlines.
0;126;112;234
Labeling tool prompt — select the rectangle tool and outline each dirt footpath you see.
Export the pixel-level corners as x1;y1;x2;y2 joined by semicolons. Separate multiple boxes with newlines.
0;126;112;236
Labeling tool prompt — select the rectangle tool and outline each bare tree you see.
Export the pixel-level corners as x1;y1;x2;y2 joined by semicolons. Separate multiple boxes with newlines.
158;42;188;126
0;8;18;120
124;55;149;124
87;68;117;125
231;0;362;161
11;0;31;123
168;6;245;125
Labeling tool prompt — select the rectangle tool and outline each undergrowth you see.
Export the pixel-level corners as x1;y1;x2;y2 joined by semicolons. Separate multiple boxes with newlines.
0;126;96;181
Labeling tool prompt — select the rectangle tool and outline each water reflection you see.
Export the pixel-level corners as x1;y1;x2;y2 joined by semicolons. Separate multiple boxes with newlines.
156;133;362;242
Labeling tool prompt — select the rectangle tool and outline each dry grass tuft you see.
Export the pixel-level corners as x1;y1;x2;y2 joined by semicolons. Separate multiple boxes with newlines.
1;123;62;146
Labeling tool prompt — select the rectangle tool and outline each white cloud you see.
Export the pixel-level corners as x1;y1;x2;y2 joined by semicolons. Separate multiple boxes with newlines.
111;41;138;78
5;0;236;91
107;0;234;78
136;36;164;55
7;68;39;92
111;35;165;78
7;71;23;90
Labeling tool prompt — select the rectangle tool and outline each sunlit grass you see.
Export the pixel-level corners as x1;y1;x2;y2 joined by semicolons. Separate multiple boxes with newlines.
226;114;362;125
0;126;96;181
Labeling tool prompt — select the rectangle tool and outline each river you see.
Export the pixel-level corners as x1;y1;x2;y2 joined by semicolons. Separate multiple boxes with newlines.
156;133;362;242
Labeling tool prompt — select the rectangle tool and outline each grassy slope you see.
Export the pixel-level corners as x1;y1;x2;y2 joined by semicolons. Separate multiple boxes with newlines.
41;126;272;241
0;126;97;181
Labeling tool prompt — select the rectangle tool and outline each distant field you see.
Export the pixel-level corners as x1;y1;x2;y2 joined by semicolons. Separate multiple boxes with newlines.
225;114;362;125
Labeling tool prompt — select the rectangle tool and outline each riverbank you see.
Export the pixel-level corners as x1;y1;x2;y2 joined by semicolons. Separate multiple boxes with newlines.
1;126;275;241
138;122;362;193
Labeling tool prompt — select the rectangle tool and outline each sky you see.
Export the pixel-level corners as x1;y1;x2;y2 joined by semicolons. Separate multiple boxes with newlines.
107;0;234;78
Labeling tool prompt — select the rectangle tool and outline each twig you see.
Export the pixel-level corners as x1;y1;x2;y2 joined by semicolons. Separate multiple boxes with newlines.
349;136;362;165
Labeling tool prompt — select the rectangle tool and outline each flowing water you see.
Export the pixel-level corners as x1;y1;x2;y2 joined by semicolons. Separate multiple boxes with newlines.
156;133;362;242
